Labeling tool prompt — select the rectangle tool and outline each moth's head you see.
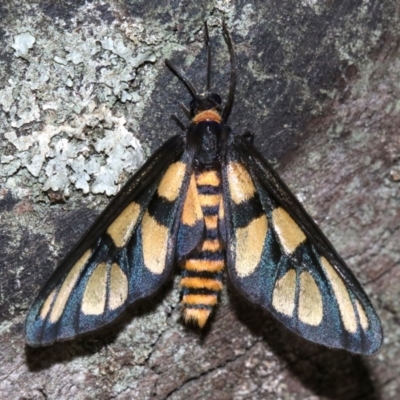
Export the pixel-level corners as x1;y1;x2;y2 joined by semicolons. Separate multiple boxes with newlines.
164;21;235;125
190;93;222;116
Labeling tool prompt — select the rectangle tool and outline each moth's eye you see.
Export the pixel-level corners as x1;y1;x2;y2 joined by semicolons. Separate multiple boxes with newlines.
210;93;221;104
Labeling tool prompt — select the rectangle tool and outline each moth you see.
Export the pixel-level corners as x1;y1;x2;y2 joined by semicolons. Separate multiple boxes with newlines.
26;22;382;355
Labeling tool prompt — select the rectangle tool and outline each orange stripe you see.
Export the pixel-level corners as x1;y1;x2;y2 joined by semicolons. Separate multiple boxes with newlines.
182;294;218;306
180;277;223;291
196;170;220;186
192;110;222;124
185;259;224;272
183;308;211;328
201;239;221;252
198;194;221;207
204;215;218;229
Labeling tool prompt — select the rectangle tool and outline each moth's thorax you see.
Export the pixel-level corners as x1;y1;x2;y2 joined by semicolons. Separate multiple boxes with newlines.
187;117;226;166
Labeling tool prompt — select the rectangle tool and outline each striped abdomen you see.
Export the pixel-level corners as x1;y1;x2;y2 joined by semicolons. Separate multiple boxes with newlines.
180;168;224;328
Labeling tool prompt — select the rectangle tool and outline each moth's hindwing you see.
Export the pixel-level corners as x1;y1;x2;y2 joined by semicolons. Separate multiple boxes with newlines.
26;135;189;346
222;137;382;355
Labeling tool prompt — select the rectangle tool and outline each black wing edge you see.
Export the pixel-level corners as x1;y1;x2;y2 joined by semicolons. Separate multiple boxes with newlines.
231;135;383;355
25;135;186;346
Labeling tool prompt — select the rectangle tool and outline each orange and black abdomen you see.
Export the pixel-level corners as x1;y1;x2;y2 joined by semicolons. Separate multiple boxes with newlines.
180;167;225;328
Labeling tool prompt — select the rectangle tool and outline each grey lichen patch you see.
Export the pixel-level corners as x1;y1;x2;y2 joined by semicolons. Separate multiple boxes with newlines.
11;31;36;59
334;2;382;63
230;3;257;37
0;3;188;201
301;0;324;15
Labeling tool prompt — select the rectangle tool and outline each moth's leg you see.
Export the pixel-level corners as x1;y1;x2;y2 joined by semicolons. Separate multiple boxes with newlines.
179;102;191;119
171;114;186;132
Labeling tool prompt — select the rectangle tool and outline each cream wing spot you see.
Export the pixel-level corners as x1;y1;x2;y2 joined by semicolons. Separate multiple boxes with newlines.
109;263;128;310
218;196;224;220
181;174;203;226
82;262;108;315
227;162;256;204
272;207;306;254
157;162;186;201
49;249;92;323
141;211;168;274
40;289;56;320
355;299;369;330
298;271;323;326
320;257;357;333
235;215;268;277
272;269;296;316
107;202;141;247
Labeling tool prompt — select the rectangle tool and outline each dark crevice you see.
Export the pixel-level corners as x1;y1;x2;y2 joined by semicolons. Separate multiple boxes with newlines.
163;340;262;399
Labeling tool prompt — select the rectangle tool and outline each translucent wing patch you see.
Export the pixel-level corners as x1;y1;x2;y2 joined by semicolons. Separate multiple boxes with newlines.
26;136;190;346
222;137;382;355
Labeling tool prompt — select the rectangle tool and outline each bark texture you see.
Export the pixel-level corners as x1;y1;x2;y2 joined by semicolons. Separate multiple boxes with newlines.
1;0;399;399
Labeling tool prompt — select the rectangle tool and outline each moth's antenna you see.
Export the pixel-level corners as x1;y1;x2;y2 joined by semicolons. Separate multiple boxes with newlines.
165;59;198;98
221;20;236;122
204;22;211;92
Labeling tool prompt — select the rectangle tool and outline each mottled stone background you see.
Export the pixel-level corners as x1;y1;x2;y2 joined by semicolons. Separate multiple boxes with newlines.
0;0;399;399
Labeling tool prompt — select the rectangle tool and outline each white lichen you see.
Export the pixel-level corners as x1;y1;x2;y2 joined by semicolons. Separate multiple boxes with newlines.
11;32;36;59
0;3;181;200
